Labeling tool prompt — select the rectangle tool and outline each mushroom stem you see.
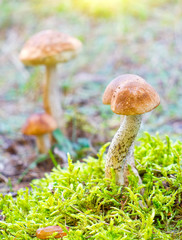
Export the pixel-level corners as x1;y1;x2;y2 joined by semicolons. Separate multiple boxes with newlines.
105;115;142;185
123;142;142;185
44;65;63;130
36;134;51;154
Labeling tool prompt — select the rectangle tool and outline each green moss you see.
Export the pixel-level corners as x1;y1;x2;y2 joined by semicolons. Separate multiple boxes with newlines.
0;133;182;239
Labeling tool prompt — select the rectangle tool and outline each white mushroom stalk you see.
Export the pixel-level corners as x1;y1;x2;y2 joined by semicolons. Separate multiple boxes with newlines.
123;142;142;186
44;65;63;129
105;115;142;185
36;134;51;154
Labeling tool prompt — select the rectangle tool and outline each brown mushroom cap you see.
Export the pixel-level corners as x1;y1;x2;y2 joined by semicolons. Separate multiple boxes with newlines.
22;113;57;136
102;74;145;105
110;78;160;115
19;30;82;66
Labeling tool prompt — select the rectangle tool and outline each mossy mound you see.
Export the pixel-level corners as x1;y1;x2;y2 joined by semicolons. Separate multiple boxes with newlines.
0;133;182;239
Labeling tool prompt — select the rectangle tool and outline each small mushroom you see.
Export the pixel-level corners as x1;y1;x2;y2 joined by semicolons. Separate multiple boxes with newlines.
22;113;57;154
102;74;160;185
19;30;82;131
36;226;69;239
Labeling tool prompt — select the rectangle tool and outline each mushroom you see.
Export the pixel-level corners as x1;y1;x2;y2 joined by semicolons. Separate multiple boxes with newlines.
22;113;57;154
103;74;145;184
19;30;82;131
102;74;160;185
36;226;69;239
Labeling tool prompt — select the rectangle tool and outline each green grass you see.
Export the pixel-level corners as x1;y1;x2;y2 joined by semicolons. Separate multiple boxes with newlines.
30;0;175;19
0;133;182;239
1;0;177;23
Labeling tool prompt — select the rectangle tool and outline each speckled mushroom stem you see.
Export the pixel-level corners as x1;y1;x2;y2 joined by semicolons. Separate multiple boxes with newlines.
123;142;142;185
44;65;64;131
105;115;142;185
36;134;51;154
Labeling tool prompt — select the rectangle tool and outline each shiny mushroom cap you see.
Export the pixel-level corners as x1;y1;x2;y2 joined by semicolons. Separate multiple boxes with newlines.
110;75;160;115
22;113;57;136
19;30;82;66
102;74;145;105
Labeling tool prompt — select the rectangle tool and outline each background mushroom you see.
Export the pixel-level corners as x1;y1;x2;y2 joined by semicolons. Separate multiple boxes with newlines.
102;74;160;185
22;113;57;154
19;30;82;131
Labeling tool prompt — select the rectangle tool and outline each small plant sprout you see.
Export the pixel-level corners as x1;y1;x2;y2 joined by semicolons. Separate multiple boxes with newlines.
102;74;160;185
22;113;57;154
19;30;82;131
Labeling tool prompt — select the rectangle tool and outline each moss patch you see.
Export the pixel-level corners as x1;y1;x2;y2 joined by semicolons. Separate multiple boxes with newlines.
0;133;182;239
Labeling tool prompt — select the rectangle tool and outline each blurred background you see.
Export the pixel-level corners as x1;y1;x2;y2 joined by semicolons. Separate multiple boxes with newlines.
0;0;182;190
